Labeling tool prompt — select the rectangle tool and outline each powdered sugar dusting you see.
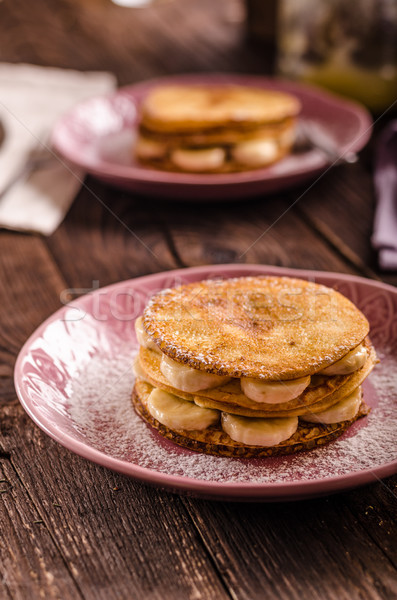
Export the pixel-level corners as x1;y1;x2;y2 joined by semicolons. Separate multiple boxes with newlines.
67;345;397;484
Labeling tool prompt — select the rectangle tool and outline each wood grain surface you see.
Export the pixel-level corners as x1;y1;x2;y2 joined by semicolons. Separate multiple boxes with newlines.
0;1;396;599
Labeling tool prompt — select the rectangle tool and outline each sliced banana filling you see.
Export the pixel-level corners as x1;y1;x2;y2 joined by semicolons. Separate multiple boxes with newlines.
160;354;231;392
133;355;149;381
135;317;161;353
222;413;298;447
300;386;362;425
232;138;279;167
171;147;226;172
152;346;312;402
241;375;310;404
143;379;363;446
147;388;220;431
145;385;299;444
136;133;286;171
319;344;368;376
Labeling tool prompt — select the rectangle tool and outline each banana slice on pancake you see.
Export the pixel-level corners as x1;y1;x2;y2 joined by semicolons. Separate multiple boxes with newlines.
135;316;160;353
319;345;368;375
160;354;230;392
300;386;362;425
147;388;219;431
171;147;226;172
232;139;279;167
241;375;310;404
221;413;298;447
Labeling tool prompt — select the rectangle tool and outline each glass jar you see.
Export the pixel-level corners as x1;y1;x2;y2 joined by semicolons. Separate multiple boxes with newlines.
277;0;397;112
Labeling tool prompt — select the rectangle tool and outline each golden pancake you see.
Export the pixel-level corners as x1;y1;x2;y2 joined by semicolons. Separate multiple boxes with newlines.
140;85;301;134
143;277;370;380
132;380;370;458
137;340;376;417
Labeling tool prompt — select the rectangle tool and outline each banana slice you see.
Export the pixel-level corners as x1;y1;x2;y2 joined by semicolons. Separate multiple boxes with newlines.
147;388;220;431
300;386;362;425
320;345;367;375
133;355;143;378
232;138;278;167
132;355;150;382
222;413;298;447
160;354;230;392
135;317;161;353
171;147;225;172
241;375;310;404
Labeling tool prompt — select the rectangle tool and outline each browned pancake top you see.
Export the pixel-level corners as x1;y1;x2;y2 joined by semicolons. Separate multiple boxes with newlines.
140;85;301;133
143;276;370;379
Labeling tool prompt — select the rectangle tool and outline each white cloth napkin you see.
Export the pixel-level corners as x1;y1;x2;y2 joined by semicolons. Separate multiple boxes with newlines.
0;63;116;235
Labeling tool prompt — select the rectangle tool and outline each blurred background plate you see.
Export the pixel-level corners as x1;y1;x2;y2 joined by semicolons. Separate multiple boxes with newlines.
51;73;372;200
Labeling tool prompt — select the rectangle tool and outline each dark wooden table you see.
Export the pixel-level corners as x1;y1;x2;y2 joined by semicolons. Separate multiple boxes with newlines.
1;1;396;598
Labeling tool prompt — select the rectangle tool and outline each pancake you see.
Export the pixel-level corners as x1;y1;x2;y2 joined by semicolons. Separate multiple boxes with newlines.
132;380;370;458
143;277;370;380
135;84;301;173
140;85;301;133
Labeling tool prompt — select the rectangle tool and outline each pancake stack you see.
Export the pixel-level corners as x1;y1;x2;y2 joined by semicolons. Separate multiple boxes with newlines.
134;85;301;173
132;276;377;458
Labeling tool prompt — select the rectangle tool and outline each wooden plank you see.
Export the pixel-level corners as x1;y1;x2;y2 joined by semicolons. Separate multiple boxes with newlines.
183;490;397;600
0;234;81;597
0;459;83;600
0;233;67;369
45;180;178;287
295;163;397;287
2;422;230;600
165;194;360;273
297;165;375;265
344;478;397;566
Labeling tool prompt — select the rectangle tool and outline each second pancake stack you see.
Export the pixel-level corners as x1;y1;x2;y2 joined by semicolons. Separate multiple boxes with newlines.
135;85;301;173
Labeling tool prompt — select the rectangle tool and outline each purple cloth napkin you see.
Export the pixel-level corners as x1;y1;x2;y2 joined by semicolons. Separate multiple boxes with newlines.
372;121;397;270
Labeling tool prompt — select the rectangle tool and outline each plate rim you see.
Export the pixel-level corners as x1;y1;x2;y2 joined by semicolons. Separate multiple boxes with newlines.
14;264;397;500
51;73;373;188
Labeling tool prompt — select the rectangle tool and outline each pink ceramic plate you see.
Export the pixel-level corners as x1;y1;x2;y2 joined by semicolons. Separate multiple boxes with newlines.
51;74;372;200
14;265;397;501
